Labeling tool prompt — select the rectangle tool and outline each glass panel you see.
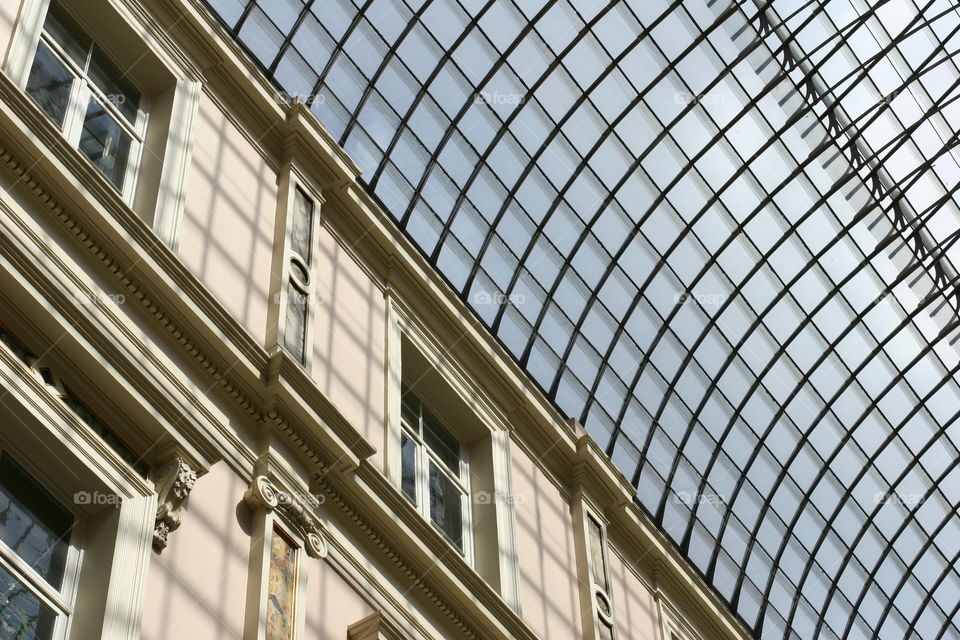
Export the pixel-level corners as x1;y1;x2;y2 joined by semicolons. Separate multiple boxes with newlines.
400;432;417;504
43;3;90;66
0;457;72;589
428;461;463;550
400;390;419;433
78;98;132;189
288;259;309;286
25;42;75;128
265;529;297;640
88;47;140;123
587;515;607;591
0;563;56;640
281;284;307;364
422;408;460;473
289;188;313;262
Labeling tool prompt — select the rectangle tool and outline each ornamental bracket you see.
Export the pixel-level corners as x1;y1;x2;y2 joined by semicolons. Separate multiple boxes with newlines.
244;475;328;558
153;457;199;552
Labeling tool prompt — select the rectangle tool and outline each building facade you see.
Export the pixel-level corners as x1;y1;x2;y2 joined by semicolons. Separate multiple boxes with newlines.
0;1;750;639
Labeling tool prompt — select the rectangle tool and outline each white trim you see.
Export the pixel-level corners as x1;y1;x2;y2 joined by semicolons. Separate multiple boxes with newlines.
0;349;155;640
572;494;619;640
657;593;704;640
489;429;521;612
384;292;403;486
152;78;199;248
266;164;323;370
99;494;155;640
243;505;273;640
3;0;50;87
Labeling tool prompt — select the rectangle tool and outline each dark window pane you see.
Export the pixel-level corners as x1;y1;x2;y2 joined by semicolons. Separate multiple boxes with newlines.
0;457;72;588
43;3;90;66
288;259;309;285
0;563;56;640
400;433;417;504
78;98;132;189
587;515;607;590
290;188;314;262
422;409;459;473
25;42;74;128
88;47;139;123
400;391;419;432
428;461;462;549
282;284;308;364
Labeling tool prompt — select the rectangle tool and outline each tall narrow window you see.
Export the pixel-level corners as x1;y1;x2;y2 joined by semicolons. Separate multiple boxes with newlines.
587;515;615;640
282;187;314;365
399;388;471;554
0;455;76;640
24;2;144;196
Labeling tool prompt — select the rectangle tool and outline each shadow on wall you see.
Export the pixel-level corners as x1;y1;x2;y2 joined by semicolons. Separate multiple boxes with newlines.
178;94;276;345
140;462;250;640
0;2;15;63
304;552;374;640
608;548;662;640
311;228;386;468
512;445;584;640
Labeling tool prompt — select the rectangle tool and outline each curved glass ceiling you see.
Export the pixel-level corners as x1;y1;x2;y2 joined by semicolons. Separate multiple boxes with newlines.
203;0;960;638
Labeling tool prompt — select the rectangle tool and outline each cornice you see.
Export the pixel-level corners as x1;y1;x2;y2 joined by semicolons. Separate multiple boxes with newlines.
0;74;367;476
315;468;544;640
0;65;542;640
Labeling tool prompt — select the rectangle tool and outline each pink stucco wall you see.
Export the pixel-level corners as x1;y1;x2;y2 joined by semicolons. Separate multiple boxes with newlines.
310;225;385;466
178;93;277;345
608;547;662;640
140;462;250;640
304;558;374;639
511;442;583;640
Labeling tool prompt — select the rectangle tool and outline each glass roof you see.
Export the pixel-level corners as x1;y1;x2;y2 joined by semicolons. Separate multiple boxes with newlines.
202;0;960;637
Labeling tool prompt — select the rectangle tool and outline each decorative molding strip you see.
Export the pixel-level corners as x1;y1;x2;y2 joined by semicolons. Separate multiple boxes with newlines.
313;473;481;640
153;457;199;552
0;134;348;475
244;475;327;559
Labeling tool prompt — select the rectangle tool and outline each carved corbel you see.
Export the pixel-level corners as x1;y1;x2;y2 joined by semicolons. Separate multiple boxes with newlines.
153;457;198;552
244;475;328;558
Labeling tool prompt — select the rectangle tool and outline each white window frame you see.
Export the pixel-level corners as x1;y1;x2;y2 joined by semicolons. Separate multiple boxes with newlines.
25;3;147;203
572;494;618;640
384;302;521;610
0;455;82;640
5;0;201;244
0;328;155;640
267;164;323;369
657;595;703;640
399;391;474;563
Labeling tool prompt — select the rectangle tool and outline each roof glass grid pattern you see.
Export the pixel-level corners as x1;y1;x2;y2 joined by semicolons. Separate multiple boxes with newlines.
202;0;960;637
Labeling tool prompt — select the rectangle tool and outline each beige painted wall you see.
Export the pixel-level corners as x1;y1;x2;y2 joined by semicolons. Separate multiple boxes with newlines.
0;0;17;67
609;547;662;640
140;462;251;640
179;92;277;345
304;557;374;639
511;443;583;640
311;224;385;467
